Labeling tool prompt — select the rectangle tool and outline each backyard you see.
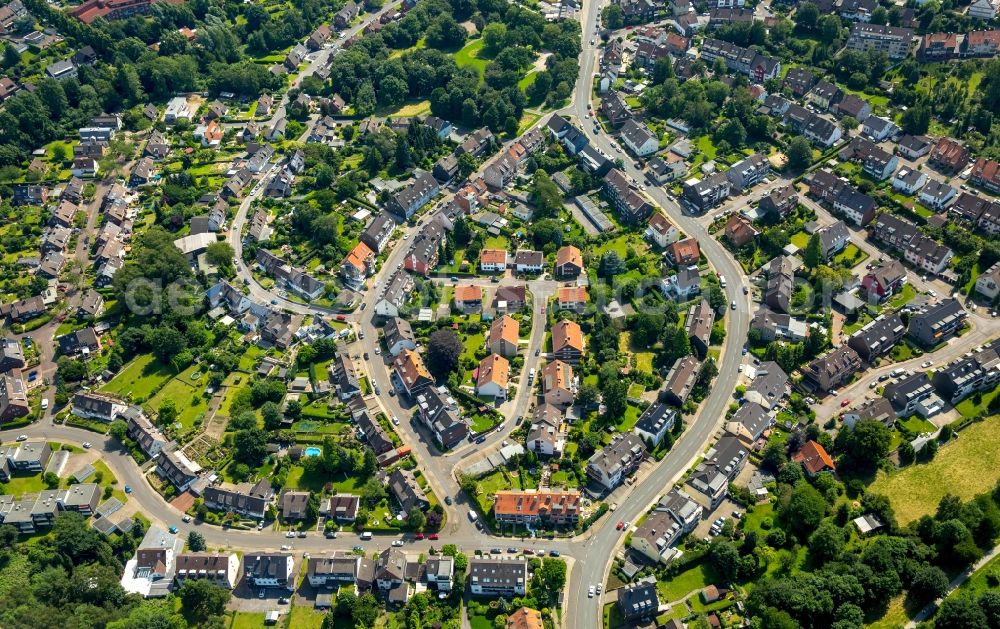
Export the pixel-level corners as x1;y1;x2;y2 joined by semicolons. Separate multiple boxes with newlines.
100;354;174;402
871;415;1000;524
145;365;211;431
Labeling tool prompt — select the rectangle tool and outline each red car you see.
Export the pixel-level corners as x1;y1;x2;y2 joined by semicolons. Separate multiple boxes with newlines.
414;533;424;540
428;533;439;540
840;399;851;407
335;314;347;321
616;521;624;530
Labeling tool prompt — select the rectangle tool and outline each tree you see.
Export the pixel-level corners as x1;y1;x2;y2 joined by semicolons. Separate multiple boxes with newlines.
233;428;267;466
426;329;462;379
837;420;891;472
599;251;625;277
178;579;230;622
795;2;819;30
908;565;948;605
936;597;988;629
898;440;916;465
261;401;283;431
187;531;206;552
533;558;567;600
482;23;508;55
802;233;823;269
602;4;624;29
781;481;827;540
205;241;235;268
158;399;178;425
786;136;813;171
602;379;628;421
809;522;845;564
710;541;741;584
408;506;426;531
109;420;128;443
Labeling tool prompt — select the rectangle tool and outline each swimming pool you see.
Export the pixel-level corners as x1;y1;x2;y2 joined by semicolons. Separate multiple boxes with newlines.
304;446;321;457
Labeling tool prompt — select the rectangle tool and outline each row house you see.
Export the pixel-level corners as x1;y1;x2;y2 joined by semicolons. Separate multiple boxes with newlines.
931;338;1000;405
603;168;653;223
601;91;632;127
929;137;970;173
803;345;863;392
492;491;581;527
970;157;1000;195
203;479;274;520
840;137;898;181
699;38;781;82
960;29;1000;58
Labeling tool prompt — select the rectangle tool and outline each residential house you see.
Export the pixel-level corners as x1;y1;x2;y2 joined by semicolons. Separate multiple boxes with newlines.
971;157;1000;195
488;315;519;358
601;91;632;127
393;349;433;397
685;299;715;357
841;396;896;429
527;404;566;456
557;286;588;313
975;261;1000;301
682;172;731;212
203;480;274;519
476;354;510;399
551;320;585;364
0;369;29;423
387;171;440;219
929;137;970;173
71;392;126;422
803;345;863;392
892;168;928;195
840;137;898;181
329;351;361;401
846;23;913;60
687;435;747;508
725;153;769;190
174;553;240;589
541;359;576;407
663;355;700;406
835;93;872;122
388;469;429;513
750;308;808;343
554;245;584;277
375;272;414;318
454;284;483;313
479;249;508;273
603;168;653;223
863;116;898;141
908;298;966;346
897;135;933;160
633;402;677;446
885;372;940;417
668;238;700;267
724;214;758;248
586;433;647;490
155;450;200;492
468;558;528;597
862;259;907;304
792;440;836;476
619;120;659;157
243;553;294;589
513;250;544;274
618;577;661;621
727;401;772;447
931;338;1000;404
745;361;789;410
493;491;581;527
847;313;905;362
340;241;376;290
307;552;360;587
646;153;686;185
817;220;850;260
765;256;794;313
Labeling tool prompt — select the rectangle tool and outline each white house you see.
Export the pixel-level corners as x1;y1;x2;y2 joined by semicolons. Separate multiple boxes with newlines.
620;120;659;157
645;212;680;248
892;168;928;195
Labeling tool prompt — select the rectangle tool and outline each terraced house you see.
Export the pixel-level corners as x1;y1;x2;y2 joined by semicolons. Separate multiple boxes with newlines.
492;491;581;527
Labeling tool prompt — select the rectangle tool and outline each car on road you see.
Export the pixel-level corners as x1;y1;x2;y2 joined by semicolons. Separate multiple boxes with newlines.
496;423;505;433
414;533;425;540
392;540;404;547
281;544;292;550
450;276;458;282
921;360;934;368
325;531;337;538
429;533;439;540
124;485;132;494
168;526;178;534
285;532;295;538
40;398;48;410
475;435;486;444
82;442;91;449
596;584;602;593
364;352;370;360
373;384;380;395
375;347;381;355
731;300;737;310
616;520;624;530
878;373;890;382
549;550;560;557
508;547;518;553
278;598;289;604
869;381;878;389
16;435;27;442
182;515;192;523
444;496;453;505
588;586;595;598
353;545;364;552
623;521;630;529
491;548;502;554
271;299;278;305
534;348;540;356
475;520;484;530
392;415;399;425
840;399;850;407
297;532;307;538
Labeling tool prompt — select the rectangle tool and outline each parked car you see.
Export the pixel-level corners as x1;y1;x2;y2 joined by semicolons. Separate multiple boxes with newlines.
168;526;178;534
444;496;453;505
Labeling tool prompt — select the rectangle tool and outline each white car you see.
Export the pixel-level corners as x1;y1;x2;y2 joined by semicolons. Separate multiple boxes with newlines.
82;442;92;449
392;540;404;547
921;360;933;368
392;415;400;425
588;586;595;598
16;435;27;442
280;544;291;551
285;531;295;538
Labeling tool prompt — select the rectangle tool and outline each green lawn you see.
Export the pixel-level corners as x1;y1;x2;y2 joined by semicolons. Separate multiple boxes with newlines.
887;284;917;310
455;38;490;77
146;365;210;430
948;552;1000;600
695;135;718;160
228;611;266;629
898;416;936;435
100;354;174;402
658;562;716;602
3;472;48;496
617;404;642;432
833;243;866;267
871;415;1000;524
789;231;810;250
955;383;1000;418
890;341;915;362
518;71;538;90
286;604;325;629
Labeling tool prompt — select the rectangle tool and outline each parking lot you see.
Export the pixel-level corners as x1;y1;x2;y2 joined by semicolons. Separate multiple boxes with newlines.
692;499;744;539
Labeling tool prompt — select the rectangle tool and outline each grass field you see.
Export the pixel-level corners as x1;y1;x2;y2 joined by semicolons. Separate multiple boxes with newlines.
455;38;490;77
100;354;174;401
887;284;917;310
147;365;210;430
789;231;810;250
3;472;48;496
955;383;1000;419
228;611;266;629
871;415;1000;524
658;562;716;602
286;604;325;629
833;243;866;267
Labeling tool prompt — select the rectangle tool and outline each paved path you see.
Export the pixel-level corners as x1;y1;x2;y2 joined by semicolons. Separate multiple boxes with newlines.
907;542;1000;627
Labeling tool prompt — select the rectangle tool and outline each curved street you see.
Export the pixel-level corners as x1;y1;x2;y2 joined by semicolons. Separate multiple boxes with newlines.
4;2;752;626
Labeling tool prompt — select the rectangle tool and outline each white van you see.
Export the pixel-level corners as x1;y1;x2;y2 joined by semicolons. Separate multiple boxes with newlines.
468;510;478;522
719;275;727;288
360;531;372;540
41;398;49;410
